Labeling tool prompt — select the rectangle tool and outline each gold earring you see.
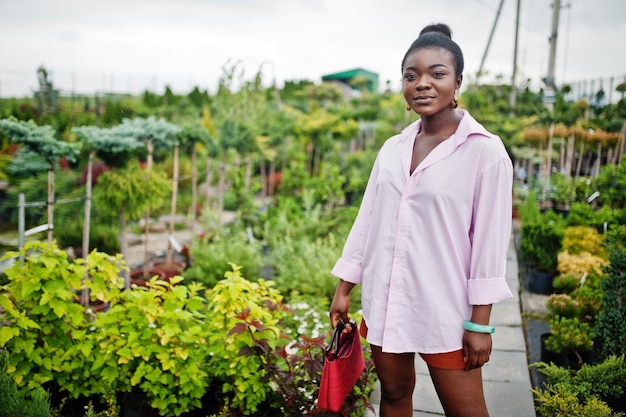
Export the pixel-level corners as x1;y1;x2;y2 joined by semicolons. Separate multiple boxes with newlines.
406;104;411;112
451;91;459;108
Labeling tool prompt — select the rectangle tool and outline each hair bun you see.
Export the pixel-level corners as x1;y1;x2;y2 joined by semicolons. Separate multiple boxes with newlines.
419;23;452;39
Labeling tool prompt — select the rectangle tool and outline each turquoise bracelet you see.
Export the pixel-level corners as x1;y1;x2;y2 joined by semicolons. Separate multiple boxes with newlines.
463;320;495;334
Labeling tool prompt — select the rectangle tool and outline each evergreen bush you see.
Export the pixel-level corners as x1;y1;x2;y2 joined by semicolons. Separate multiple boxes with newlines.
596;226;626;359
520;210;564;273
0;350;51;417
532;355;626;416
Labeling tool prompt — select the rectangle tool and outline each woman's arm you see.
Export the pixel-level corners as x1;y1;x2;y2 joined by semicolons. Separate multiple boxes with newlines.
329;279;357;331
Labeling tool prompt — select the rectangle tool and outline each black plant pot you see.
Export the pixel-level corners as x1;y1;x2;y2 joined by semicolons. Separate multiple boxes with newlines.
540;333;565;366
540;333;591;370
528;268;555;295
606;393;626;413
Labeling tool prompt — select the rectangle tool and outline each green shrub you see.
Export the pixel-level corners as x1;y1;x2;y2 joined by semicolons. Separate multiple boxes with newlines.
552;273;581;294
546;294;580;318
183;229;263;288
0;242;125;398
566;203;620;232
520;211;564;273
533;384;621;417
269;232;343;302
596;227;626;359
1;350;52;417
595;163;626;209
544;316;594;365
90;277;210;416
548;173;575;207
562;226;608;258
570;271;604;319
0;350;44;417
519;189;541;224
532;355;626;415
0;362;52;417
55;220;121;255
204;264;289;415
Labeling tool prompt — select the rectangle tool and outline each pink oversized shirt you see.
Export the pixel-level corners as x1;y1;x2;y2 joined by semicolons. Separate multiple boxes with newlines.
331;110;513;354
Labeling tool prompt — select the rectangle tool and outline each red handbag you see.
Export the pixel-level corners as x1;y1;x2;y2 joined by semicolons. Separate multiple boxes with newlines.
317;320;366;412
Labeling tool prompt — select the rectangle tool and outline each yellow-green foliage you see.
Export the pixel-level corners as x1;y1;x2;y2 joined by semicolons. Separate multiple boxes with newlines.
555;228;608;293
533;385;622;417
0;154;11;179
204;263;289;414
0;242;125;397
562;226;608;259
532;356;626;417
557;251;608;279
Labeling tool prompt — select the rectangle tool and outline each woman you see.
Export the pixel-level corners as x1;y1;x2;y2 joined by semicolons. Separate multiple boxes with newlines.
329;23;513;417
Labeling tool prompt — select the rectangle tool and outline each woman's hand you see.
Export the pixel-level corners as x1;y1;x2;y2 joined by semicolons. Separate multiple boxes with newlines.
329;279;356;331
462;331;492;370
463;304;493;370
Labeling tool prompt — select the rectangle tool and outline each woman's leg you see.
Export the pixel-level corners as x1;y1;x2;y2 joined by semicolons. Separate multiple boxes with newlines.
371;345;416;417
427;366;489;417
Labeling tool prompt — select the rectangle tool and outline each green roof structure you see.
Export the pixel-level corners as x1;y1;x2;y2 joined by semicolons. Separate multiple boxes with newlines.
321;68;379;93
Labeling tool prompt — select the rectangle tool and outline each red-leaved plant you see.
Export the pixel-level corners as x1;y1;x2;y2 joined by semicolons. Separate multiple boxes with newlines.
229;306;376;417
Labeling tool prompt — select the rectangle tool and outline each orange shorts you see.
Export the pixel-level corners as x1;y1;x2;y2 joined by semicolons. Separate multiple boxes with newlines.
359;319;465;370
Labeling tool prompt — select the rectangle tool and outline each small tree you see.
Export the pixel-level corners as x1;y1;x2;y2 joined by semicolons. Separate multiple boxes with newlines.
114;117;180;276
96;165;171;288
200;105;220;211
0;117;80;243
179;124;213;221
72;125;142;304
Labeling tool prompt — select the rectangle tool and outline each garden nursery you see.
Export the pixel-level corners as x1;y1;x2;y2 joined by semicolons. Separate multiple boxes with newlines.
1;65;625;416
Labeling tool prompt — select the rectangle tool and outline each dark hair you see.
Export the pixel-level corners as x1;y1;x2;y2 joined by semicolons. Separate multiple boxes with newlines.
401;23;464;77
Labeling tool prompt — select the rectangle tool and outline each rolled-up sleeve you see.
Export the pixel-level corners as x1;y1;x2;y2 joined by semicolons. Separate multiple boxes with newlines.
468;148;514;305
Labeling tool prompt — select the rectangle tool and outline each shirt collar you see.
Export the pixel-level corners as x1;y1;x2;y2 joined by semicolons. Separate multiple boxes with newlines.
400;110;492;144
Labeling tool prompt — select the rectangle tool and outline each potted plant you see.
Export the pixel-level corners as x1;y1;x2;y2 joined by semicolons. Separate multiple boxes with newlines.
553;250;608;293
533;385;621;417
548;172;575;216
561;225;609;259
532;355;626;415
569;271;604;320
542;315;594;368
546;293;581;318
520;210;565;294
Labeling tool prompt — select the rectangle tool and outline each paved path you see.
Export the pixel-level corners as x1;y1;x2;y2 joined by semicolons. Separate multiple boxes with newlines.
367;232;536;416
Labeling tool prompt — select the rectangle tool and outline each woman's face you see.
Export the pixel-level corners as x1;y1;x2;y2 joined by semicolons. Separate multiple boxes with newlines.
402;47;461;117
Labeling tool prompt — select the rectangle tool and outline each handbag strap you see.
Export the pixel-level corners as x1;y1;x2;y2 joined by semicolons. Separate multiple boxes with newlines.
326;319;355;359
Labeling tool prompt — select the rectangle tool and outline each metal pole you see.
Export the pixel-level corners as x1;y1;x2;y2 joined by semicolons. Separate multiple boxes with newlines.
509;0;521;110
547;0;561;84
544;0;561;112
476;0;505;85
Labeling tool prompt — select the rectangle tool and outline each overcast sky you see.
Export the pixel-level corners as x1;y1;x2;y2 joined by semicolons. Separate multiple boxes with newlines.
1;0;625;99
